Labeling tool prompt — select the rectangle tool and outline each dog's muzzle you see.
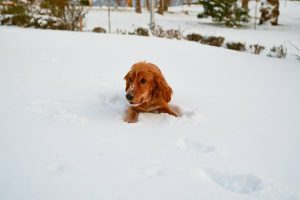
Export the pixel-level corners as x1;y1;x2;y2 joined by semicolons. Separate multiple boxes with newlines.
126;93;134;101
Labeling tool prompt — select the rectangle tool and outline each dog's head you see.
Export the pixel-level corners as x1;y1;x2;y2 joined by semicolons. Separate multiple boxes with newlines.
124;62;173;106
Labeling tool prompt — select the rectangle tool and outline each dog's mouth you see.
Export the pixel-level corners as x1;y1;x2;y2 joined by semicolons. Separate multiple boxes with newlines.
129;98;144;106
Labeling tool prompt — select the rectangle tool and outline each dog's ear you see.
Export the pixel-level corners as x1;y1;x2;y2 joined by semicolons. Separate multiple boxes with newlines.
155;74;173;102
124;72;130;91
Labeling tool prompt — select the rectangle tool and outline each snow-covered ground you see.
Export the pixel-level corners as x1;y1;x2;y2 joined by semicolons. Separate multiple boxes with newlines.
86;1;300;60
1;26;299;200
0;1;300;200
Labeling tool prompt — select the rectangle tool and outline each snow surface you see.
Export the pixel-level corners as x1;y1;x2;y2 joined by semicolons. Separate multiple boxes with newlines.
85;1;300;60
0;26;299;200
1;2;300;199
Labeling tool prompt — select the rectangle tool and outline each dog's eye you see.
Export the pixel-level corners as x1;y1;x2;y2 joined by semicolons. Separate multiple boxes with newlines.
140;78;147;84
129;77;133;83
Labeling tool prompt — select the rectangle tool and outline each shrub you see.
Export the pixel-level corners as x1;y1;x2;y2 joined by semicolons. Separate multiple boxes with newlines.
92;27;107;33
226;42;246;51
249;44;265;55
1;16;11;25
80;0;90;6
11;14;31;27
150;26;182;40
135;27;149;36
1;0;87;31
0;1;31;27
151;25;166;38
165;29;182;40
0;3;26;15
186;33;203;42
197;13;205;18
267;45;287;58
201;36;225;47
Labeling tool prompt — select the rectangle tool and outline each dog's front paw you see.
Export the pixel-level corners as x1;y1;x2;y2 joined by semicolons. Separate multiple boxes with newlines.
124;107;139;123
124;117;138;123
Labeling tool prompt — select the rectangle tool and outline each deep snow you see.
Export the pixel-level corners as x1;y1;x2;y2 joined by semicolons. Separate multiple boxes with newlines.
0;26;299;200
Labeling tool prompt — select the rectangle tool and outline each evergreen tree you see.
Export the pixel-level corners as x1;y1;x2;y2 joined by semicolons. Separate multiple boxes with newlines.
198;0;249;27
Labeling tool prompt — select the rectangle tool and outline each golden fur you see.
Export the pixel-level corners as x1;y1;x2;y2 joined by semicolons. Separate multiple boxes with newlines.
124;61;179;123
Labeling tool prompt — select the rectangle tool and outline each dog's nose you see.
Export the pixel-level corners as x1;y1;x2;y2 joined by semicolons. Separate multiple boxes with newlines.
126;93;134;101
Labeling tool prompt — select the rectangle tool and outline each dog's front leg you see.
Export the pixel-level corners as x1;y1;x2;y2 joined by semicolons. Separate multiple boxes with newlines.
124;107;139;123
158;104;180;117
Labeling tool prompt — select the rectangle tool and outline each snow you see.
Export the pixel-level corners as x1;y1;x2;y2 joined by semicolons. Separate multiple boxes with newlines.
1;1;300;200
85;1;300;60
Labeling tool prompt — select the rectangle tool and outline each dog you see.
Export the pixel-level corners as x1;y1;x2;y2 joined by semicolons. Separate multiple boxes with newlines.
123;61;179;123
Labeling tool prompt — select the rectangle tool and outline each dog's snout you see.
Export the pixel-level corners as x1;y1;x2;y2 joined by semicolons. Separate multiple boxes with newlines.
126;93;134;101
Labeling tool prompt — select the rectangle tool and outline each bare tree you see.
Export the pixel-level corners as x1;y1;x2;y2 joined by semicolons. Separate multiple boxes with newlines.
65;2;86;31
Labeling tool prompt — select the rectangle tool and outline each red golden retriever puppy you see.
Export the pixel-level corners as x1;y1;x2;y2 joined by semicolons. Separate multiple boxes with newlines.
124;62;179;123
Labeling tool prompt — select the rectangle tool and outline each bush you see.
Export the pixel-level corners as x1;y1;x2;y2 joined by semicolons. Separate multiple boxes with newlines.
267;45;287;58
201;36;225;47
151;25;166;38
1;16;11;25
165;29;182;40
128;27;149;36
0;3;26;15
80;0;90;6
11;14;31;27
0;1;31;27
186;33;203;42
226;42;246;51
249;44;265;55
0;0;87;31
92;27;107;33
197;13;205;18
135;27;149;36
150;26;182;40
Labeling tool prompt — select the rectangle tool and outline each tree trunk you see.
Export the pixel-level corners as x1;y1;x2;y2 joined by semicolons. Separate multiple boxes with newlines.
242;0;248;9
145;0;150;11
158;0;169;14
158;0;164;14
127;0;132;7
187;0;192;6
135;0;142;13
